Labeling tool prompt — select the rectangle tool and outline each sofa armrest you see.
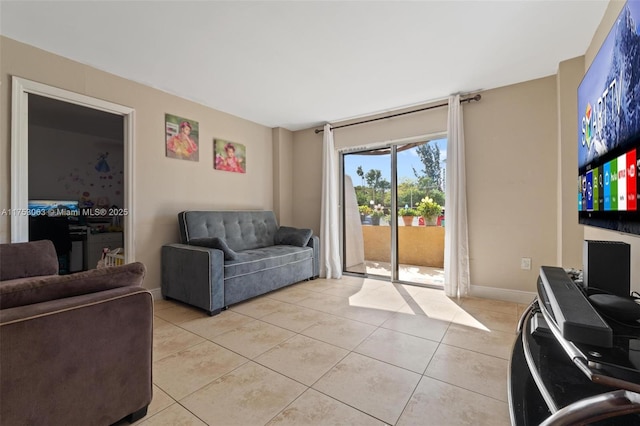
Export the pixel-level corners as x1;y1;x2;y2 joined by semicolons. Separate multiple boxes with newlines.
306;235;320;278
0;287;153;425
161;243;225;314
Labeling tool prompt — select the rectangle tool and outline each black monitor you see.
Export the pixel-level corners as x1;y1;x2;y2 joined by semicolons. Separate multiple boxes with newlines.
28;200;80;218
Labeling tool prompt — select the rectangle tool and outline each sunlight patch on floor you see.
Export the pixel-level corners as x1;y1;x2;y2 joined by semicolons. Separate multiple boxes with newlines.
347;261;445;287
339;278;492;332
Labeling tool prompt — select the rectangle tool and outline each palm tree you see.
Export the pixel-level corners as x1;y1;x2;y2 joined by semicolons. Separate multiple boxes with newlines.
356;166;364;187
365;169;382;204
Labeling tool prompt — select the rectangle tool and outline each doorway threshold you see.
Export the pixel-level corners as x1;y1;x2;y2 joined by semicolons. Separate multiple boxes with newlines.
344;261;445;289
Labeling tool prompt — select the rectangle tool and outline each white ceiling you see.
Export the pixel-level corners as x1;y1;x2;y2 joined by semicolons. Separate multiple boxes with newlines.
1;1;609;131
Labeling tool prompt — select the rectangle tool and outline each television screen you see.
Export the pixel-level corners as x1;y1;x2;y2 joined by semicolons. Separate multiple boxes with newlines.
578;0;640;235
28;200;80;217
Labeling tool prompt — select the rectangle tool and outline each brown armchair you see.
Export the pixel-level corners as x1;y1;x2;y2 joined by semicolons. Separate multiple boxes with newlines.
0;240;153;425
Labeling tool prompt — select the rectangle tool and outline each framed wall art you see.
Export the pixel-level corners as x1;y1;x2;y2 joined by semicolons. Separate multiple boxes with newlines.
214;139;246;173
165;114;199;161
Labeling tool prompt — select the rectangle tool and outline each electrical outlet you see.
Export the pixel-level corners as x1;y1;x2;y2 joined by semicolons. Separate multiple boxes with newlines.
521;257;532;270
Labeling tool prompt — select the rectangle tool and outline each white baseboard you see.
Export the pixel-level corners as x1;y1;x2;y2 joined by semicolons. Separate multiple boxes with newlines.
148;287;162;301
148;282;534;305
470;284;536;305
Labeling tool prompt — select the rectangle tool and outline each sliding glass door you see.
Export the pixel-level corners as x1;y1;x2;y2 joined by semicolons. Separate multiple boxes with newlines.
343;146;392;279
396;139;446;285
342;137;447;286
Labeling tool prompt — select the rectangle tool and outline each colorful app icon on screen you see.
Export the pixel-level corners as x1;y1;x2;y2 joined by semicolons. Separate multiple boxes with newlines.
578;175;583;211
637;153;640;208
611;158;618;211
592;168;599;211
618;154;627;211
627;149;636;211
586;170;593;210
598;165;604;210
583;174;588;211
604;162;611;210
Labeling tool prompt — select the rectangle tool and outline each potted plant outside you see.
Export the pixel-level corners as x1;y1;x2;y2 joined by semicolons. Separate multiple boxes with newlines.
416;197;442;226
371;204;385;226
398;207;417;226
358;205;373;224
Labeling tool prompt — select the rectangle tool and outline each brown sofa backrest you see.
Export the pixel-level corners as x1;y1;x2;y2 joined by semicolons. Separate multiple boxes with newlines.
0;262;146;310
0;240;59;281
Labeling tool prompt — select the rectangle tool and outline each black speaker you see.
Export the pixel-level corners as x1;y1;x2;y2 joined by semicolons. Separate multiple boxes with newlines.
583;240;630;297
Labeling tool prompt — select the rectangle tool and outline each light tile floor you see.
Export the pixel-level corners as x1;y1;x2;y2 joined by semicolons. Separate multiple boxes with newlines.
132;276;527;426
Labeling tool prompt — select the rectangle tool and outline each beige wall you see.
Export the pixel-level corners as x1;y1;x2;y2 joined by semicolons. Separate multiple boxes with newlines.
291;127;323;232
556;56;585;269
272;127;294;226
0;36;274;290
582;0;640;292
465;77;558;292
292;78;559;294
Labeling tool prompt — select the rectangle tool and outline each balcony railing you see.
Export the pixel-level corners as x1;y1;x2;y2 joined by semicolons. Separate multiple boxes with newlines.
361;224;444;268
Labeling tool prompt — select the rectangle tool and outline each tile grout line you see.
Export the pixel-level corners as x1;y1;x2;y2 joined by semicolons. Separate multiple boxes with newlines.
421;375;512;405
301;386;392;425
151;281;517;424
392;314;455;424
265;292;407;424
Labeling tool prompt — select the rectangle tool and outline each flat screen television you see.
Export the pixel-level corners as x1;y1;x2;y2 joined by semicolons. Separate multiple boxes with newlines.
578;0;640;235
28;200;80;218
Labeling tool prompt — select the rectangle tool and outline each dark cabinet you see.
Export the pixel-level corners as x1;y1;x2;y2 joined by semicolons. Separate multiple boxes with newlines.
508;269;640;425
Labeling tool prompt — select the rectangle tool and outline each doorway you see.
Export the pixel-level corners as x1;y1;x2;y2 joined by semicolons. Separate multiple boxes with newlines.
11;77;135;266
342;135;446;286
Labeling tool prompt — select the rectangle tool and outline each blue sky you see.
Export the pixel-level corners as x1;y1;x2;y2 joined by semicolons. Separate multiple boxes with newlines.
344;138;447;183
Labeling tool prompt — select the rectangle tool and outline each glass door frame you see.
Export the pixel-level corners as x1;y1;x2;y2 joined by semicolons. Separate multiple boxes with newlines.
340;132;446;284
390;144;399;282
339;145;393;280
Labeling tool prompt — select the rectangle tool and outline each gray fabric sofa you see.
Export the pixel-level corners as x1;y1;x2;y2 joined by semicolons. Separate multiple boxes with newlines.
161;210;319;315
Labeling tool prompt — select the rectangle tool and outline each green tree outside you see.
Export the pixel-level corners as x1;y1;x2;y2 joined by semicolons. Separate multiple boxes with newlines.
353;140;446;215
415;142;442;191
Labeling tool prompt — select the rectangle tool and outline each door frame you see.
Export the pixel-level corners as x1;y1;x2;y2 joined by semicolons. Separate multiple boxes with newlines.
340;131;446;284
11;76;136;263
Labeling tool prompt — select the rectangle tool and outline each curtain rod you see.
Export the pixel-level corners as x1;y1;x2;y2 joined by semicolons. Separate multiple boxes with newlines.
314;94;481;134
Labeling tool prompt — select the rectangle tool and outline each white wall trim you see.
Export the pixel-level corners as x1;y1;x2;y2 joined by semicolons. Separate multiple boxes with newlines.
470;284;536;305
10;78;29;242
10;77;136;264
338;131;447;154
148;287;162;301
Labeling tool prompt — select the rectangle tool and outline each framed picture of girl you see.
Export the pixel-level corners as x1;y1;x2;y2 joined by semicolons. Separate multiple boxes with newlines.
165;114;199;161
214;139;246;173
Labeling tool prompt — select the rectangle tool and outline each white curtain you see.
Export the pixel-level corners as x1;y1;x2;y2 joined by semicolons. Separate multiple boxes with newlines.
444;95;470;297
320;123;342;279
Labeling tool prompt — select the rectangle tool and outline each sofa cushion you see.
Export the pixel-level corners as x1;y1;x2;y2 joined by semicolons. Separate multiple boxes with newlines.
189;237;238;260
224;245;313;279
179;211;279;251
274;227;313;247
0;240;59;281
0;262;146;309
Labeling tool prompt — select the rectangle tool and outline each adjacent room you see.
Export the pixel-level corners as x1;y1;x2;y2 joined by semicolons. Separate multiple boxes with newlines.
1;1;639;425
27;94;126;273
